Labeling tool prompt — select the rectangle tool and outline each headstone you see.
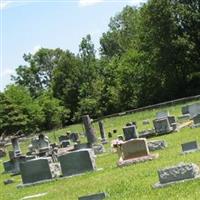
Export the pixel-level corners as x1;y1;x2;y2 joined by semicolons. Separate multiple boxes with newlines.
182;105;189;115
3;161;15;173
20;158;53;184
69;133;79;143
108;132;112;138
123;125;138;141
156;110;169;119
78;192;106;200
153;118;173;134
11;137;21;157
168;116;176;126
192;113;200;125
38;134;50;149
148;140;167;151
117;138;158;167
154;163;200;188
61;140;71;148
58;149;96;177
181;141;199;153
184;103;200;118
82;115;97;144
120;138;149;160
98;121;107;143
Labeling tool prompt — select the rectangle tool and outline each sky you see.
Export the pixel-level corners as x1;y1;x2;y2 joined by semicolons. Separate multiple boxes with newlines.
0;0;147;91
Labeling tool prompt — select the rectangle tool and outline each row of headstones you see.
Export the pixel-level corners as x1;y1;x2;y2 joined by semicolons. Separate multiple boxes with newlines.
114;136;200;188
18;148;96;186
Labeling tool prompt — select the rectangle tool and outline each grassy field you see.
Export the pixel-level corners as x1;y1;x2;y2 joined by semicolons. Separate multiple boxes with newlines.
1;101;200;200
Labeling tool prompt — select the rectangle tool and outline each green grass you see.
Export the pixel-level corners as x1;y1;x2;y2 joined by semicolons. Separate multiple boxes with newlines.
1;101;200;200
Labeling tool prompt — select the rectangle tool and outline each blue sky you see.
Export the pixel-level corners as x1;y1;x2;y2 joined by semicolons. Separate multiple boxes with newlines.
0;0;147;91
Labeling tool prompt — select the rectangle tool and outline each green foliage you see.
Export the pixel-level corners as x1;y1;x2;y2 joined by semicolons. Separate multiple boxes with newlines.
36;91;69;130
4;0;200;133
0;92;28;135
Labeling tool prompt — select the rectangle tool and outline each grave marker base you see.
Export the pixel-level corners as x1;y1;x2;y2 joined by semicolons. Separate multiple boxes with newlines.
153;175;200;189
117;154;159;167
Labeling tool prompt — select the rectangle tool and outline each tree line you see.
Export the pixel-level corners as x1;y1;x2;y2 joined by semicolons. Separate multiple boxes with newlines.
1;0;200;135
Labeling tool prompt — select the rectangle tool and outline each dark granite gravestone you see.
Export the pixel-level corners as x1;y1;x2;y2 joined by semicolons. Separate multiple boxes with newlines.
182;105;189;115
58;149;96;177
78;192;106;200
181;141;199;153
123;125;138;141
20;158;53;184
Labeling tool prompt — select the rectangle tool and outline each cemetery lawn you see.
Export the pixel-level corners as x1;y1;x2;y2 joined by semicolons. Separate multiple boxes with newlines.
1;101;200;200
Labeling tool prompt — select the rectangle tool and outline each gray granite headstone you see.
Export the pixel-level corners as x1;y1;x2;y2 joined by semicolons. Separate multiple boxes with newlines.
186;103;200;118
181;141;199;153
11;138;21;157
156;111;169;119
158;163;199;184
78;192;106;200
98;121;107;143
153;118;173;134
82;115;97;144
123;125;138;141
3;161;15;173
20;158;53;184
58;149;96;177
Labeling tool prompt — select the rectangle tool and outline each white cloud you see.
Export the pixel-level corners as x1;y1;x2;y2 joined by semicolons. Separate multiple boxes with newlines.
0;0;12;10
32;45;41;54
79;0;104;7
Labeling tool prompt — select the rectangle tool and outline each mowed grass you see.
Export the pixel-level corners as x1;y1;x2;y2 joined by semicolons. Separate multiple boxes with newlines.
1;101;200;200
